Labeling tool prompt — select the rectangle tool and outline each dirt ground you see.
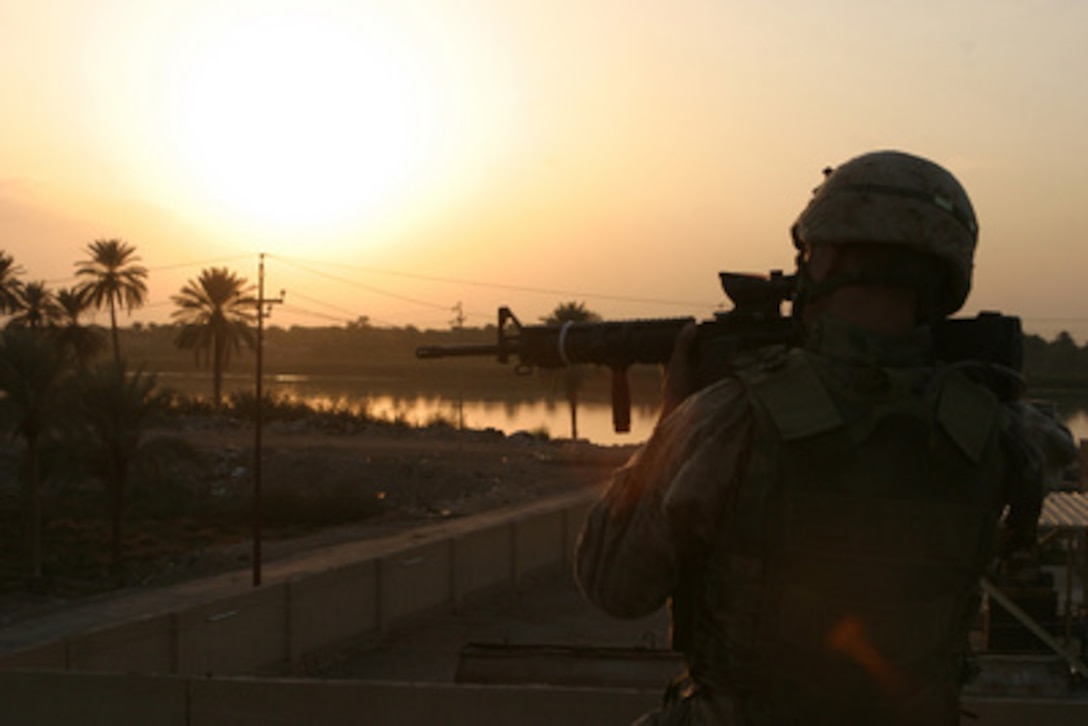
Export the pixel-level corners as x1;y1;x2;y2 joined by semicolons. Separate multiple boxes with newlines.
0;419;636;628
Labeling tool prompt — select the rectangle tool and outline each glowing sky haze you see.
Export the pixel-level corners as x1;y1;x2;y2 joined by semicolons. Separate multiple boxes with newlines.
1;0;1086;336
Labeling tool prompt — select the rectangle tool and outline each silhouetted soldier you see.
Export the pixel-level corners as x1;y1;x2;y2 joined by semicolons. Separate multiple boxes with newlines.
576;151;1043;725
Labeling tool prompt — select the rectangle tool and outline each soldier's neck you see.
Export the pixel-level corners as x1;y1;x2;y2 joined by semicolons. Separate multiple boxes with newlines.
803;285;918;335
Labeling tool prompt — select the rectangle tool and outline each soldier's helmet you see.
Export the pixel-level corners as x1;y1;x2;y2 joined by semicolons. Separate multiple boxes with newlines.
791;150;978;316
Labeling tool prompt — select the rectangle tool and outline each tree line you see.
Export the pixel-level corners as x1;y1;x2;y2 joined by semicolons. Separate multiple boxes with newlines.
0;241;612;582
0;241;256;581
1022;331;1088;387
1;242;256;404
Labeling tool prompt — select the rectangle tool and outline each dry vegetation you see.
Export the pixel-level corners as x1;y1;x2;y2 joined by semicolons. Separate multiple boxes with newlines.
0;412;632;627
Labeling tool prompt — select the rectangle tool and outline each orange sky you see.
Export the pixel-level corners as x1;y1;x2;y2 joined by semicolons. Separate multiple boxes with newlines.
1;0;1086;337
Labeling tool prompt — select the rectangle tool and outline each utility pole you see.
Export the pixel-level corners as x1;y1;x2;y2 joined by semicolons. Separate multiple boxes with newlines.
253;252;284;587
451;302;466;430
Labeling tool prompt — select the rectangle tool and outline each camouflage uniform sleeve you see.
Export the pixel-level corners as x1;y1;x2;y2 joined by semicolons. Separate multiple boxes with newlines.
998;401;1046;556
1016;400;1080;489
574;379;753;619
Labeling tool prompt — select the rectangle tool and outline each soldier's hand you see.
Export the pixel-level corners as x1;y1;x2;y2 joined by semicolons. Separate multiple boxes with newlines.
661;322;699;420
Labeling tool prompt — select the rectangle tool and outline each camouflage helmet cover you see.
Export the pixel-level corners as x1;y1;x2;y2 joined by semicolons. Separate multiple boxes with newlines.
791;150;978;315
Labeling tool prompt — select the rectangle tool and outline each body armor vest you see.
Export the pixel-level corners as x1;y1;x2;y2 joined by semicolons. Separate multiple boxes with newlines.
681;348;1009;725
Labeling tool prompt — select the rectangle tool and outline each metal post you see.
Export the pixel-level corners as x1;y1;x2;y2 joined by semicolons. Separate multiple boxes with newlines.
1083;528;1088;609
1067;531;1075;644
451;302;466;431
253;253;283;587
254;254;264;587
982;577;1088;679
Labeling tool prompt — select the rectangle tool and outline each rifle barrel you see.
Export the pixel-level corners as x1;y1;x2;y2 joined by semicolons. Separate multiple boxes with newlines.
415;344;502;360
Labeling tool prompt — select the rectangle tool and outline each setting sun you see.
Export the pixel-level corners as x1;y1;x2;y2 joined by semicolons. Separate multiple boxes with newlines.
1;1;1087;337
168;7;443;236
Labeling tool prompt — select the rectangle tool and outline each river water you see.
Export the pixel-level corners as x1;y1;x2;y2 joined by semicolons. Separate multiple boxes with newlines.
373;391;1088;446
365;395;661;446
157;371;1088;447
159;370;658;445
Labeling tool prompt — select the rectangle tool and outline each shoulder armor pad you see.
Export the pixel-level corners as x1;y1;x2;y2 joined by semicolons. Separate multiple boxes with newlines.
739;350;843;441
949;362;1024;402
937;369;1001;462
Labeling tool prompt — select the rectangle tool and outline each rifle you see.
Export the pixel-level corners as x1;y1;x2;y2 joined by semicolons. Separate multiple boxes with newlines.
416;270;1023;433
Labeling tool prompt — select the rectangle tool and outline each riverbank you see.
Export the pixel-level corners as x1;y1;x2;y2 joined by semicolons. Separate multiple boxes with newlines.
0;418;634;628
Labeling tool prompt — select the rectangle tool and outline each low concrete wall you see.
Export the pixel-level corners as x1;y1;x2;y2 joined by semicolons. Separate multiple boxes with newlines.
2;671;1085;726
288;560;379;657
175;585;291;676
0;639;66;671
453;522;513;603
514;509;567;581
190;678;659;726
3;487;1086;724
0;491;595;678
0;671;657;726
563;496;593;558
377;540;455;628
0;671;189;726
68;614;175;673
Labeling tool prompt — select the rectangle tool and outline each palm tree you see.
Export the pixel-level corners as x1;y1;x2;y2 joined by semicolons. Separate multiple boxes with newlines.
541;301;601;440
70;361;189;571
53;286;106;366
0;329;69;578
171;267;256;406
8;281;63;331
74;239;148;366
0;251;25;315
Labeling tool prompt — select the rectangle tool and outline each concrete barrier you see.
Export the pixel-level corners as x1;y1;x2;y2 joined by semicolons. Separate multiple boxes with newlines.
189;678;659;726
67;614;175;673
0;640;66;671
0;671;188;726
0;491;599;678
0;671;658;726
453;523;514;602
288;560;379;659
377;540;454;628
175;585;290;676
514;509;566;581
564;497;593;558
2;671;1085;726
4;489;1087;723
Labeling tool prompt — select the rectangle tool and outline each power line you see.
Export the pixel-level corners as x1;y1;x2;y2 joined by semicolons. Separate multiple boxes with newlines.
286;291;364;321
38;247;1088;334
270;255;453;312
45;254;256;286
147;254;256;273
279;304;352;325
273;254;719;309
